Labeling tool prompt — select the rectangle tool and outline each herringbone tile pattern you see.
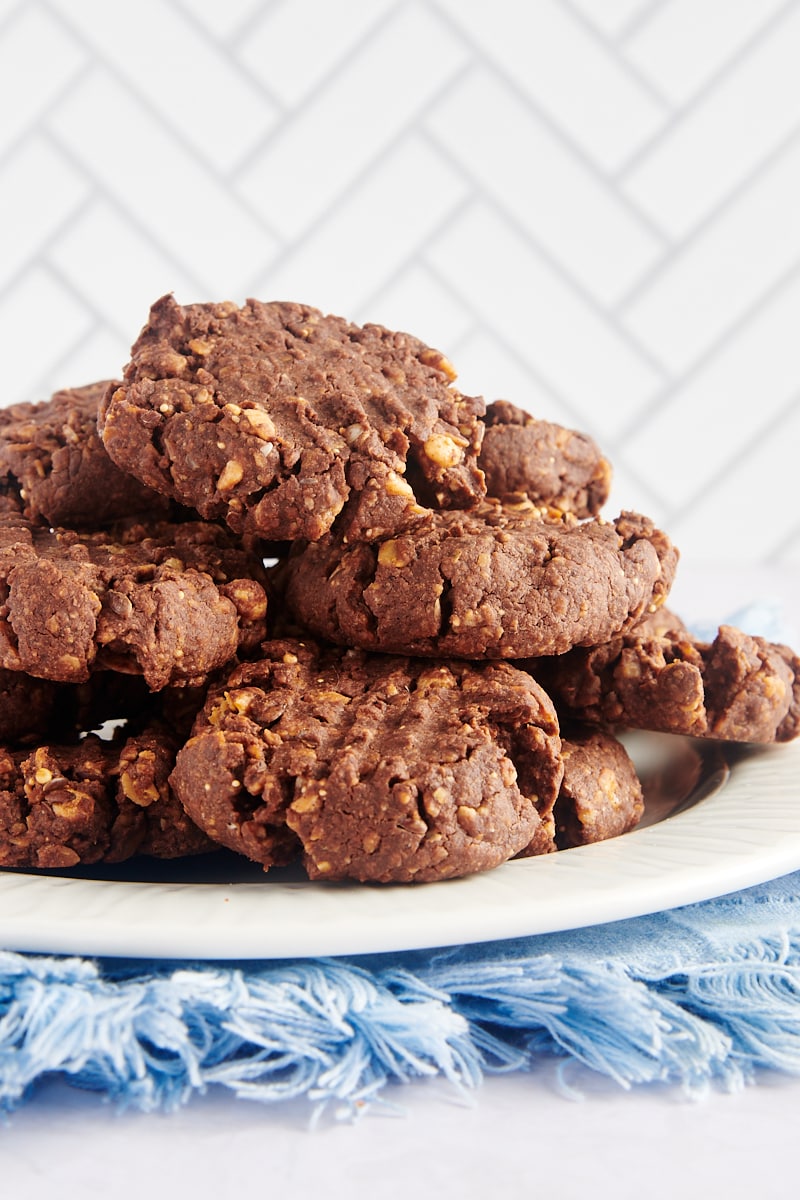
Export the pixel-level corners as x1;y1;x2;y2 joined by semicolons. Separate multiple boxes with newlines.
2;0;799;567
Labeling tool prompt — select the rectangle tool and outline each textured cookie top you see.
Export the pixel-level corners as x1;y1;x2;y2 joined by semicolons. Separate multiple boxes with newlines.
281;503;677;660
535;619;800;743
0;382;171;528
0;517;267;688
0;723;214;870
170;638;563;883
100;296;486;543
479;400;611;518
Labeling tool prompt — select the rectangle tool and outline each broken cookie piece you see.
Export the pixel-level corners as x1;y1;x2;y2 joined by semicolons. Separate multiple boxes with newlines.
533;620;800;744
479;400;611;517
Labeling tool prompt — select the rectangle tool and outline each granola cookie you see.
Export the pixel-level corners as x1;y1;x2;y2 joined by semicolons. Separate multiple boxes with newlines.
479;400;611;517
100;295;486;544
0;382;171;528
169;638;563;882
0;516;267;688
280;503;677;660
0;721;214;870
533;620;800;743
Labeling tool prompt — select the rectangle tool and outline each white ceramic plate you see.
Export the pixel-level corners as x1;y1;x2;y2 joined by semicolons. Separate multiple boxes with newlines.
1;735;798;960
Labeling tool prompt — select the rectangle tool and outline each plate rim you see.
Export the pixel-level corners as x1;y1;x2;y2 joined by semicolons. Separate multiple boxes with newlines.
1;737;799;960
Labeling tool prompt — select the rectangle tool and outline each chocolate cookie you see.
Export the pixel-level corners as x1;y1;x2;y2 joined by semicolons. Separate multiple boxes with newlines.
169;638;563;883
547;727;643;850
280;503;677;660
0;517;267;688
479;400;611;517
100;295;486;544
0;382;171;528
534;621;800;744
0;723;214;870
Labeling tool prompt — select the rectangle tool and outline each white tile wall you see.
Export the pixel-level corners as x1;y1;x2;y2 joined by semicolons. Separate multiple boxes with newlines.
1;0;799;571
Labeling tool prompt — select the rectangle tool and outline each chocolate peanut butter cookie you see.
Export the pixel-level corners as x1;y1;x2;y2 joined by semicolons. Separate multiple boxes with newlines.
0;517;267;688
0;382;171;528
534;621;800;743
169;638;563;882
280;503;677;660
0;722;214;870
479;400;611;517
547;727;643;850
100;295;486;544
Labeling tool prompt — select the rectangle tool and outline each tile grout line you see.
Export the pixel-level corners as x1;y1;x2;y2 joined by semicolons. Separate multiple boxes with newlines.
611;0;800;182
34;123;214;301
225;0;410;182
614;256;800;447
661;388;800;534
0;191;97;306
417;124;674;382
240;60;477;297
227;0;286;49
0;55;95;175
163;0;288;112
614;119;800;315
557;0;674;110
426;0;675;248
615;0;671;45
37;0;286;247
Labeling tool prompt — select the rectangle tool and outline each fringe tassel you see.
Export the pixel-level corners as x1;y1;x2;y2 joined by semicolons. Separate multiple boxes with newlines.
3;933;800;1118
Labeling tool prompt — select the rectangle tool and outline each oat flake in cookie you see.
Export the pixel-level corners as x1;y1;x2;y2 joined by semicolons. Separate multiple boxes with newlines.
281;503;677;660
0;517;267;689
100;295;486;544
169;639;563;883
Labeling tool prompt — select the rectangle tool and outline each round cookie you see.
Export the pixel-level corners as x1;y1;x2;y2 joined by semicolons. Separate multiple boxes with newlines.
280;503;677;660
0;722;214;870
549;727;643;850
479;400;611;517
0;382;171;528
533;620;800;744
0;516;267;688
169;638;563;883
100;295;486;544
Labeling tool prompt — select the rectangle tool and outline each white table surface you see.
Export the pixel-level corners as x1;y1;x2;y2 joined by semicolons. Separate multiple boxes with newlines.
2;564;799;1200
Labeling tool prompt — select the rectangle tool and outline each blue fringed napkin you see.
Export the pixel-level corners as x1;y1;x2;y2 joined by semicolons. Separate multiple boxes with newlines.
3;868;800;1117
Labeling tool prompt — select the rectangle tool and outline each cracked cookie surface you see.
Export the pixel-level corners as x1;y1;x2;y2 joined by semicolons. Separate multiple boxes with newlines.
0;382;171;528
100;295;486;544
281;503;677;660
169;638;563;882
0;517;267;688
0;721;214;870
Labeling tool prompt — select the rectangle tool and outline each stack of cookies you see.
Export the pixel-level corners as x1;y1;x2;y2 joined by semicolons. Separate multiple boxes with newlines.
1;295;797;883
